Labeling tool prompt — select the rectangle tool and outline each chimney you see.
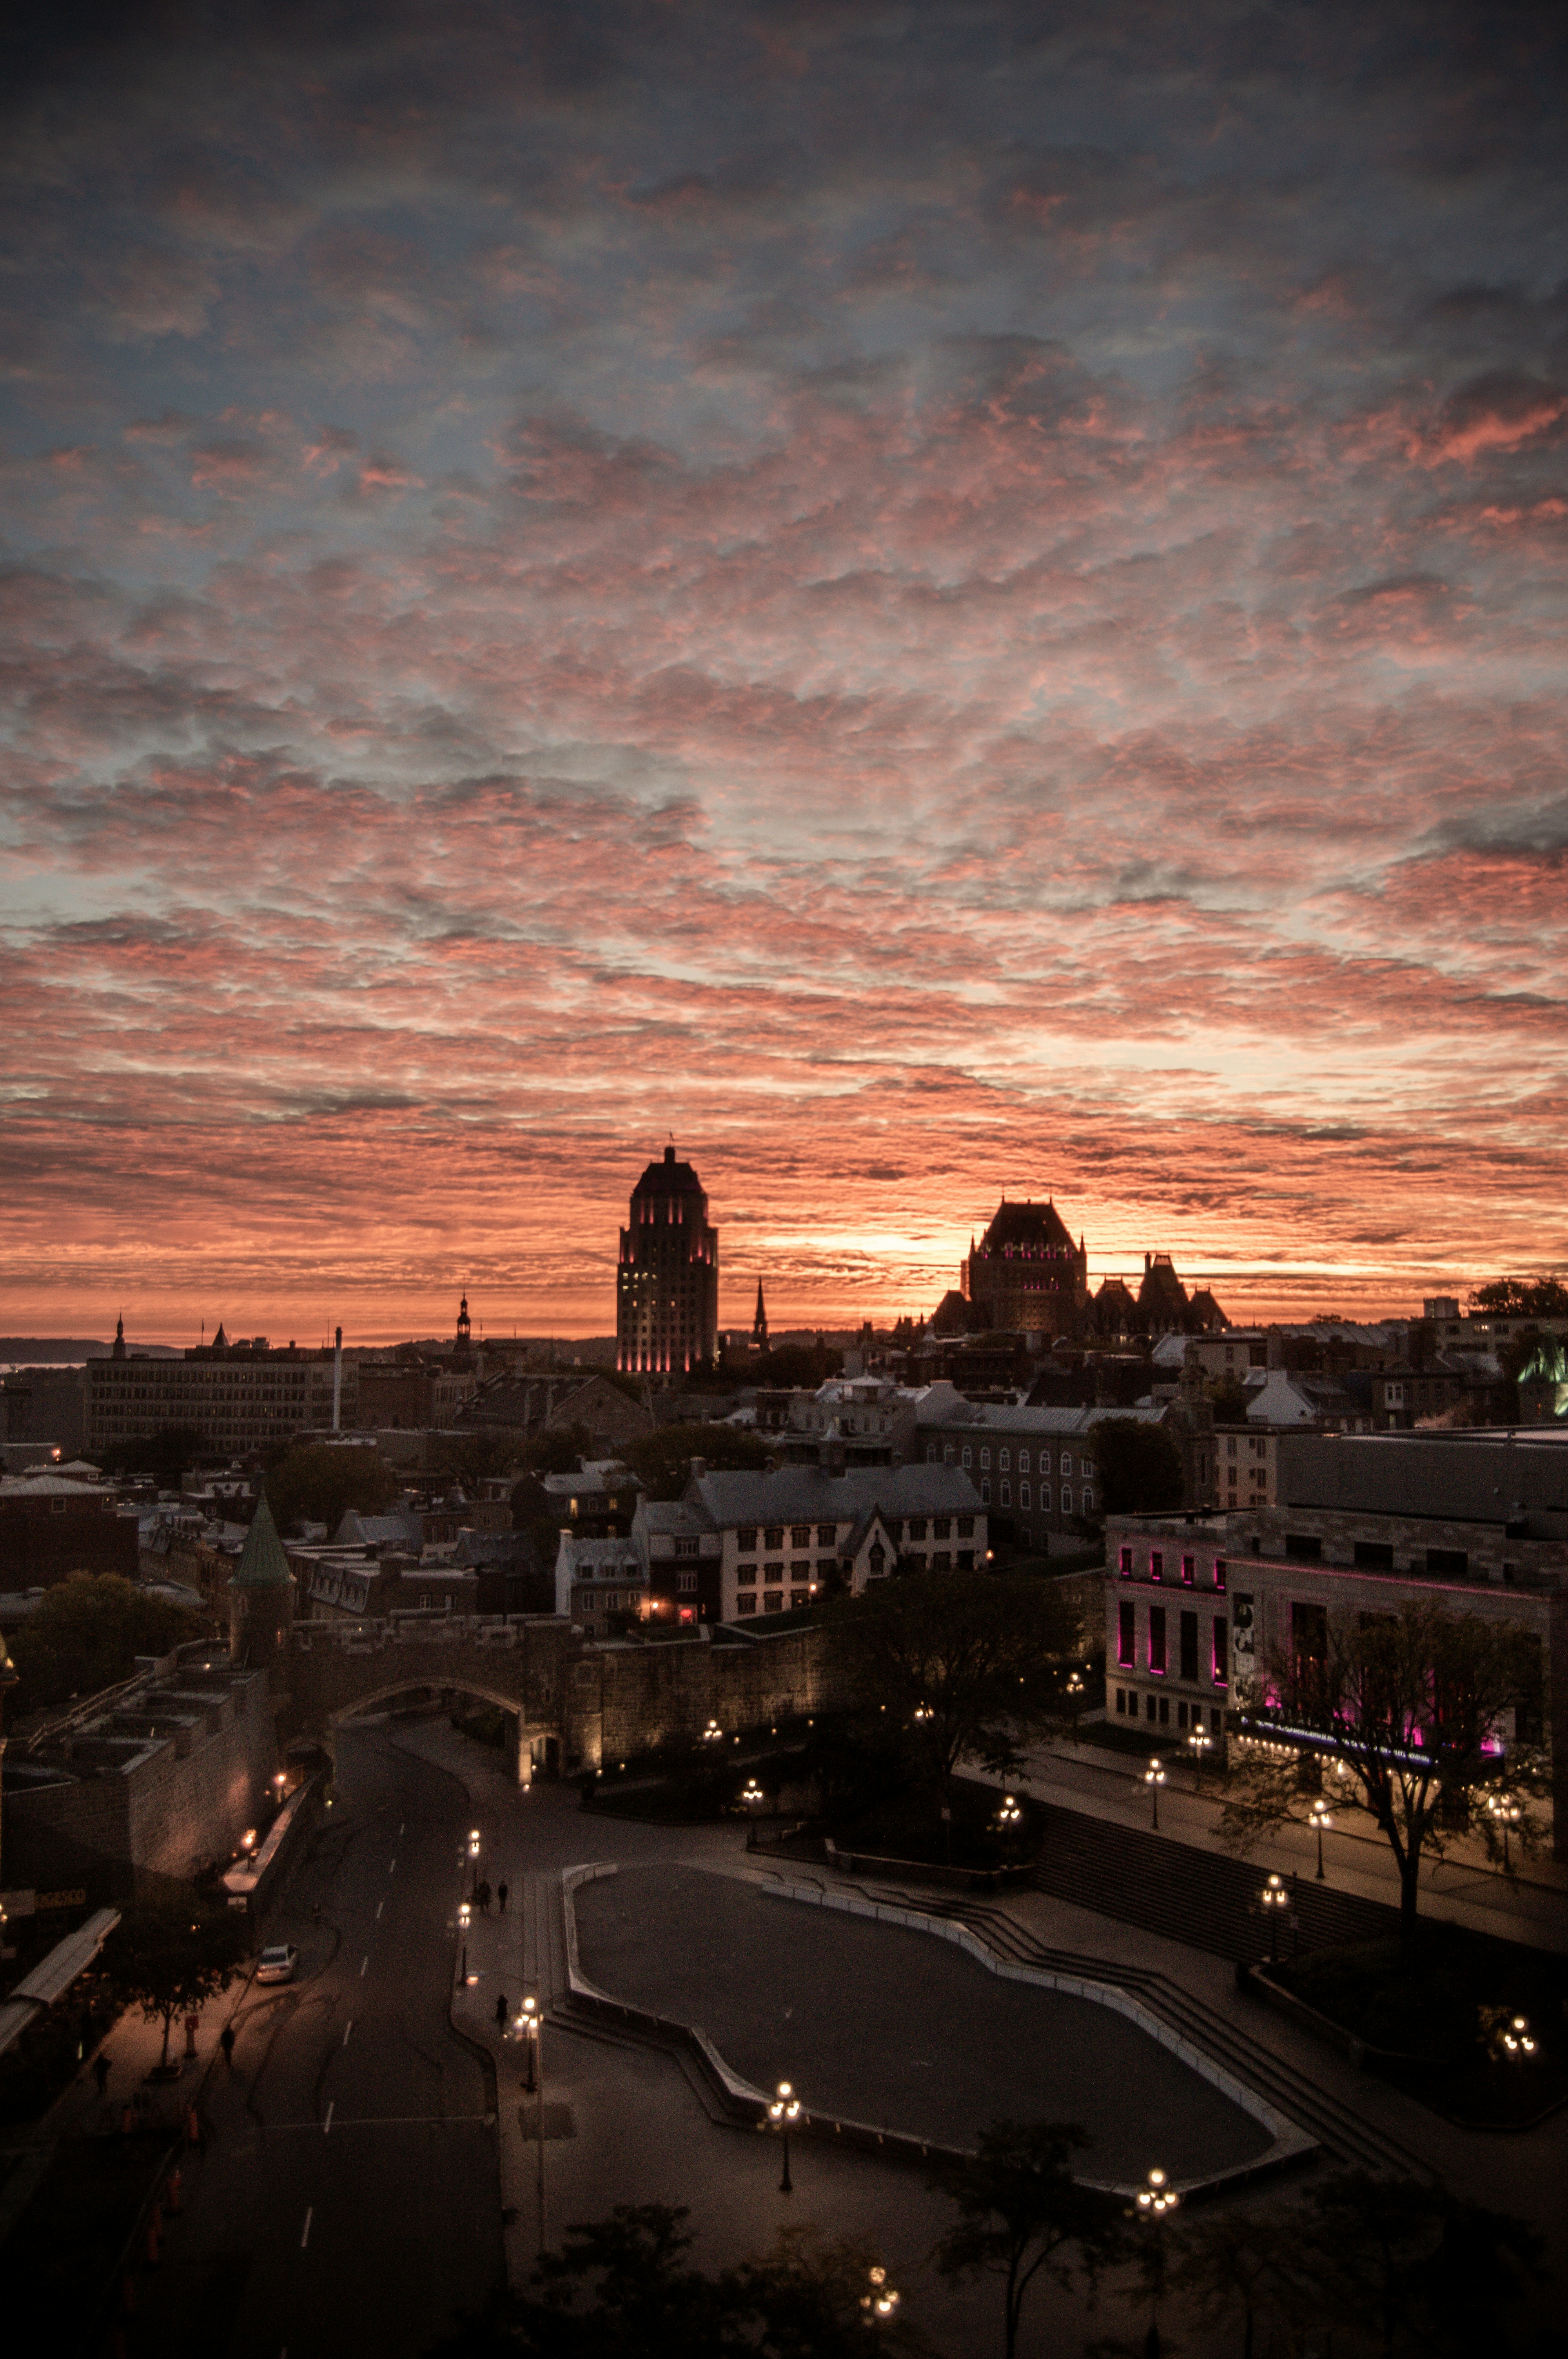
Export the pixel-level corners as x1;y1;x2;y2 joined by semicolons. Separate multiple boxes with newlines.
332;1326;343;1431
690;1456;707;1483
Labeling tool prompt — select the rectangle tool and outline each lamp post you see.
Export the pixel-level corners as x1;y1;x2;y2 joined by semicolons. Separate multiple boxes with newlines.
1132;2166;1180;2351
1308;1798;1332;1881
457;1899;471;1985
469;1827;481;1897
860;2264;901;2338
1259;1872;1288;1963
1500;2014;1537;2060
702;1717;724;1748
1145;1756;1166;1832
514;1994;540;2093
1488;1792;1521;1871
509;1993;545;2252
1065;1670;1085;1743
768;2079;800;2193
1187;1727;1211;1789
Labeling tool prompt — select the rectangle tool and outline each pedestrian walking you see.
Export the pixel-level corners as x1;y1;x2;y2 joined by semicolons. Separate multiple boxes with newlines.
93;2052;111;2097
476;1879;491;1916
496;1880;508;1915
495;1992;508;2030
219;2024;235;2068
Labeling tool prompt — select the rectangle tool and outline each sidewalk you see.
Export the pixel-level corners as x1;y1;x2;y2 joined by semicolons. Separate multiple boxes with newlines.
1011;1733;1568;1952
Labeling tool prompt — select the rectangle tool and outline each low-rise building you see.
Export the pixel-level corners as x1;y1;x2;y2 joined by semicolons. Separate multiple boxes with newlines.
0;1471;139;1587
554;1534;649;1636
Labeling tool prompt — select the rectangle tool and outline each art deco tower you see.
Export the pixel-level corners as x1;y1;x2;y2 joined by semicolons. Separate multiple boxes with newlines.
616;1145;719;1376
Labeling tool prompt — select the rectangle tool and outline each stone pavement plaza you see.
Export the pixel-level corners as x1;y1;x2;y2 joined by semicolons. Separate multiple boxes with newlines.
571;1865;1272;2185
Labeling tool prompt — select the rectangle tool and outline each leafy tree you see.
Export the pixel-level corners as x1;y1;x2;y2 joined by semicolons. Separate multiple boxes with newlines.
1088;1419;1184;1516
263;1440;398;1536
929;2121;1120;2359
1166;2204;1304;2359
1468;1275;1568;1318
106;1901;248;2071
1303;2172;1542;2359
1206;1375;1251;1425
7;1574;200;1717
95;1426;207;1491
827;1572;1079;1799
1218;1601;1545;1948
619;1421;770;1503
423;2204;922;2357
748;1341;844;1387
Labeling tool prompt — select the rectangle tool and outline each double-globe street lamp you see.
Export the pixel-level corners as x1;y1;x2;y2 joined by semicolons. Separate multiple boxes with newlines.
768;2080;801;2194
1259;1871;1289;1962
1308;1797;1333;1881
860;2264;901;2337
1145;1756;1166;1831
1187;1726;1211;1788
1132;2166;1180;2353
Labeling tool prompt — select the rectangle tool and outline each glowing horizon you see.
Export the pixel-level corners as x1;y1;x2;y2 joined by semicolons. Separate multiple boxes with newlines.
2;6;1564;1343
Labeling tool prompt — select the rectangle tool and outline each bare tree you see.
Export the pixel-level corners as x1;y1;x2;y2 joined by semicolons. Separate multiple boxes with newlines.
1219;1599;1544;1948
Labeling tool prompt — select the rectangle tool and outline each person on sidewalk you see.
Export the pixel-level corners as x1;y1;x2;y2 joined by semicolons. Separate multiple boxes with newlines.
496;1880;508;1916
495;1992;508;2030
93;2053;111;2098
220;2025;236;2068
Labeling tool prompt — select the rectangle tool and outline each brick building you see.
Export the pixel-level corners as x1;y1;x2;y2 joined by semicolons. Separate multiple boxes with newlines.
0;1472;138;1587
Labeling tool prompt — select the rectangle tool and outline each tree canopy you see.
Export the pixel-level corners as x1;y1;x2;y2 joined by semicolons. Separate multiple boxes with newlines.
1220;1599;1545;1944
1468;1275;1568;1318
618;1421;770;1503
827;1570;1080;1794
1087;1418;1184;1516
6;1574;200;1718
95;1425;207;1490
929;2120;1120;2359
106;1901;249;2070
262;1440;399;1536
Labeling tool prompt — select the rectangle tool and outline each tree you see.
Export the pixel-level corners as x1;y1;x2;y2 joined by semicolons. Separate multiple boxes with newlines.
7;1574;200;1718
424;2205;922;2357
106;1902;248;2071
619;1421;770;1503
1218;1601;1545;1948
1088;1420;1184;1516
929;2121;1121;2359
1165;2205;1303;2359
263;1440;399;1536
1468;1274;1568;1318
1206;1375;1251;1425
96;1425;207;1491
1301;2172;1542;2359
827;1572;1080;1799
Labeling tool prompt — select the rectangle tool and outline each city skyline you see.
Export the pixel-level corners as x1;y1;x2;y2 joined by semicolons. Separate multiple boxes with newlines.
3;5;1564;1340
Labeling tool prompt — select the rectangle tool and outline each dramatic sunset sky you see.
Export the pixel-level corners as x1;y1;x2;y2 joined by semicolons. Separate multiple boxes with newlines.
2;2;1564;1345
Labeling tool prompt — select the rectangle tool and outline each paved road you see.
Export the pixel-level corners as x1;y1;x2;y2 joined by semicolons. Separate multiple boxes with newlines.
134;1728;503;2359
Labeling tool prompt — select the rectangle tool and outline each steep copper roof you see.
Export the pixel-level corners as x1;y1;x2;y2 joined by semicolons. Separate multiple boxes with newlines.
975;1198;1077;1254
232;1489;292;1589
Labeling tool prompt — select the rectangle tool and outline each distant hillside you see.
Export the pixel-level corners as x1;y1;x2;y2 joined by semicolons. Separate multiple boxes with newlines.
0;1338;182;1362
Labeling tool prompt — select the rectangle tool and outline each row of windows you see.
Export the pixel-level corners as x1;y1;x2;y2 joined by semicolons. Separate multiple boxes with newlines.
1117;1600;1229;1685
737;1558;835;1582
926;1441;1092;1478
735;1587;813;1616
736;1524;838;1550
980;1478;1092;1514
1115;1689;1223;1733
1118;1547;1227;1591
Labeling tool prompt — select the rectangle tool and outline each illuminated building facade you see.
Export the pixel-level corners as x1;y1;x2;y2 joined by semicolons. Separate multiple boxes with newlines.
616;1145;719;1376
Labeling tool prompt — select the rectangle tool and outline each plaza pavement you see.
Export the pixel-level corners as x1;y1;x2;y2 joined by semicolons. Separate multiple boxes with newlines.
405;1713;1568;2358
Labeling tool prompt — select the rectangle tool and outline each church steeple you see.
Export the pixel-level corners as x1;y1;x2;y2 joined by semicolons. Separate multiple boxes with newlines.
752;1280;768;1352
112;1313;126;1362
456;1291;471;1346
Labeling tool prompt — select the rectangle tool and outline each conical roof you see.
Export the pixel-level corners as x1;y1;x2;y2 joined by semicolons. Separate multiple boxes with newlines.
232;1489;292;1589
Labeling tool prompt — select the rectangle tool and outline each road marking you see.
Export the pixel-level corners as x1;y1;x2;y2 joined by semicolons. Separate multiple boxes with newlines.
343;2019;353;2048
324;2101;334;2136
360;1954;369;1977
375;1900;383;1921
300;2206;312;2248
388;1859;396;1875
399;1821;405;1837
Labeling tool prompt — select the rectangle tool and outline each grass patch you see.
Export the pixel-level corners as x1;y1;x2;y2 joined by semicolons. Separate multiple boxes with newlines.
1272;1925;1568;2127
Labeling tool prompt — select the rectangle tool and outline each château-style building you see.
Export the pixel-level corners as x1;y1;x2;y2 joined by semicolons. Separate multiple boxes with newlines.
961;1198;1089;1338
615;1145;719;1377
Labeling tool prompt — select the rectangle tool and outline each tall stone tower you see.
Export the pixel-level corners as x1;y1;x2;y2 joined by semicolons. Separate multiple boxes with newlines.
228;1487;295;1667
616;1145;719;1376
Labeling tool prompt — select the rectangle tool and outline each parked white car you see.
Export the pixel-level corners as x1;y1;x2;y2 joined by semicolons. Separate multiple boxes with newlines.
254;1943;299;1985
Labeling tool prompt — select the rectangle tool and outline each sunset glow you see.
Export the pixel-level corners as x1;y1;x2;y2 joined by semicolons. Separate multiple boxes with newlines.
2;5;1564;1344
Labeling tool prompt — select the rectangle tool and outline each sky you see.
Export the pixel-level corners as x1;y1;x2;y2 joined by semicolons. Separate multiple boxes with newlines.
2;1;1565;1347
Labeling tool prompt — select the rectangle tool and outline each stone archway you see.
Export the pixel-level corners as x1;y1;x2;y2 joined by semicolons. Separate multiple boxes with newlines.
325;1676;540;1787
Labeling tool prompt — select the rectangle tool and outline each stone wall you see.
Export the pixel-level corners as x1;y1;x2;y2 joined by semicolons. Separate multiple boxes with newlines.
3;1668;278;1905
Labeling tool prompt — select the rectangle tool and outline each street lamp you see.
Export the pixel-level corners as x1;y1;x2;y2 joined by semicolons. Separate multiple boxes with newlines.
1259;1871;1288;1963
994;1793;1023;1836
768;2079;800;2193
860;2264;901;2336
740;1777;765;1810
457;1899;471;1985
1144;1756;1166;1831
1488;1792;1522;1871
1135;2165;1180;2219
702;1718;724;1747
1501;2015;1537;2060
1187;1726;1211;1788
512;1994;540;2092
1065;1669;1085;1741
1308;1798;1332;1881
